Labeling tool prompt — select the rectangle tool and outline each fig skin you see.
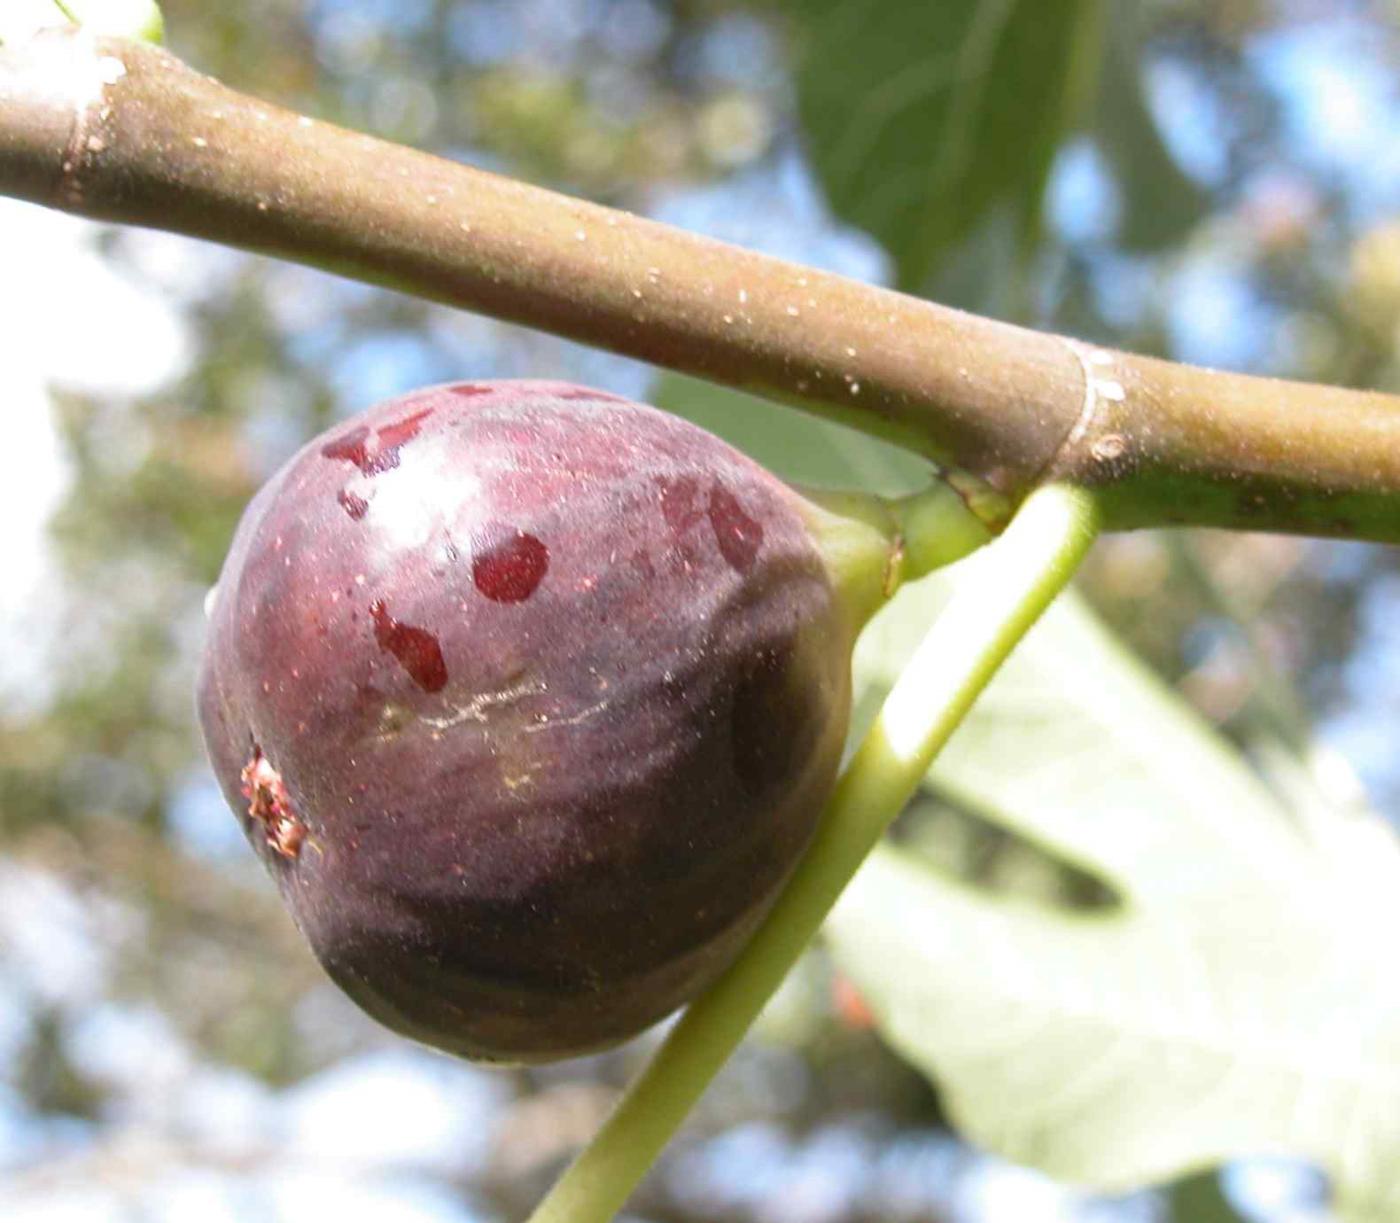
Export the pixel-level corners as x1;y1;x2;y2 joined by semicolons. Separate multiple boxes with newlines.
198;380;866;1063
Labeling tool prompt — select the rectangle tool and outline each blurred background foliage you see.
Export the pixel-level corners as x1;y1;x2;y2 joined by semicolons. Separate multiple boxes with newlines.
2;0;1400;1220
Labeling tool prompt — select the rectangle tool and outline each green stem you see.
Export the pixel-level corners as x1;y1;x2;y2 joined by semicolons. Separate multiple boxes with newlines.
527;483;1101;1223
800;478;994;632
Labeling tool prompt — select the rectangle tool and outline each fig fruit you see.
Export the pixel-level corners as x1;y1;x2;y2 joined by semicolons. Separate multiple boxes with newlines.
197;380;932;1062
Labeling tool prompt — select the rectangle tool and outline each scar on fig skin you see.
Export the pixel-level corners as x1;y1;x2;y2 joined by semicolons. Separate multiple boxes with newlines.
240;747;306;859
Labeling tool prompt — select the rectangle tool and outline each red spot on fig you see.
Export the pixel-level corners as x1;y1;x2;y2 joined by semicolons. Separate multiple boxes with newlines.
658;475;703;534
321;425;372;472
377;407;434;452
448;384;495;398
321;408;434;477
370;600;448;692
708;484;764;572
471;524;549;603
337;488;369;520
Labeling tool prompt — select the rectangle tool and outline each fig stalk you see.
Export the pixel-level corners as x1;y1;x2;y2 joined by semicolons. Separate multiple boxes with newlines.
799;481;992;630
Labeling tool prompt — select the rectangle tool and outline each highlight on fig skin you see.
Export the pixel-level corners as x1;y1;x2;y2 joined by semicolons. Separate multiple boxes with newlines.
196;379;893;1064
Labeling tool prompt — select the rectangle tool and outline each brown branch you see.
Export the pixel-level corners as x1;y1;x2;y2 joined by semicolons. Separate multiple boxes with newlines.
4;29;1400;542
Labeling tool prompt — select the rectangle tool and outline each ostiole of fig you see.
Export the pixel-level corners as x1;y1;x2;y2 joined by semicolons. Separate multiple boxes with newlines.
196;380;988;1064
796;480;991;632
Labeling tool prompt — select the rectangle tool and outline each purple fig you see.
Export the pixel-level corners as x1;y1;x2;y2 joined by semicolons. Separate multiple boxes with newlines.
197;380;933;1062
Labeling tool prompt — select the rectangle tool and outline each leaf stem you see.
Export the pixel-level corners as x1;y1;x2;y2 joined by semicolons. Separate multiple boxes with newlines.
526;483;1101;1223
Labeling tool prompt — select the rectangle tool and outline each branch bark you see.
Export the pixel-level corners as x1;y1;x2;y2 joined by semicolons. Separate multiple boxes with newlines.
4;29;1400;542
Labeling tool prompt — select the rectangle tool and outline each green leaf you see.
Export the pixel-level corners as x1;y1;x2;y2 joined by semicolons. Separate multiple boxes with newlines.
1168;1170;1249;1223
649;371;931;495
793;0;1105;292
1093;4;1204;251
829;572;1400;1219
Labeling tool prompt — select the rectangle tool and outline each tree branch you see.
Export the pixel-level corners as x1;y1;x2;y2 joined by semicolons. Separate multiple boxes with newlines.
4;29;1400;542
